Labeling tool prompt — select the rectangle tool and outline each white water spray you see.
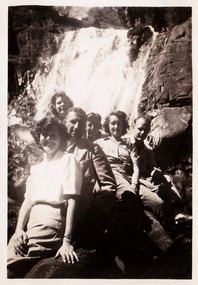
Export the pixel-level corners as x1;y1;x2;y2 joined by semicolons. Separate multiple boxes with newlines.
31;27;157;122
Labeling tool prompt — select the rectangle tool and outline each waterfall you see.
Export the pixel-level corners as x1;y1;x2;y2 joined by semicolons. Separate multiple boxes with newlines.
31;27;157;122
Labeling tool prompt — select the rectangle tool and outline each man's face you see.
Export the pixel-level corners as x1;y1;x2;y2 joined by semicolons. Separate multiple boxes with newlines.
133;118;150;142
65;111;86;141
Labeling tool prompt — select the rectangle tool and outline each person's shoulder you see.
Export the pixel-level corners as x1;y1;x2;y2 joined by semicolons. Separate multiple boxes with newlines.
82;137;108;149
74;138;108;156
62;152;81;169
83;139;108;159
70;137;88;148
121;135;134;150
99;132;108;139
122;135;131;145
95;136;110;144
62;152;77;161
74;137;96;152
30;160;43;175
82;137;94;147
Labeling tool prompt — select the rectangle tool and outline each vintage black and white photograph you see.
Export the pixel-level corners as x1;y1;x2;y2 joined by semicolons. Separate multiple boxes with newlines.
3;0;196;281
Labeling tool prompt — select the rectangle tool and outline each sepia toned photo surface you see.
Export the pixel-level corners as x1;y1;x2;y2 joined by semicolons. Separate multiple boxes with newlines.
2;0;197;282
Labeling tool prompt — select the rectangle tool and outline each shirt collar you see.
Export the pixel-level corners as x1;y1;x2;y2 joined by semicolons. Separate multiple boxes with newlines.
110;136;125;145
66;138;81;153
43;150;64;164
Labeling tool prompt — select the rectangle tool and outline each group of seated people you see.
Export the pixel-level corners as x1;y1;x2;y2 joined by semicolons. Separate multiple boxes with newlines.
7;91;188;278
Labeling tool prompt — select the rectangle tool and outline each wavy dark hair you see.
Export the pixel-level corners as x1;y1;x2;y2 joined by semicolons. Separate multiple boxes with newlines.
31;116;68;151
50;91;74;118
103;110;129;136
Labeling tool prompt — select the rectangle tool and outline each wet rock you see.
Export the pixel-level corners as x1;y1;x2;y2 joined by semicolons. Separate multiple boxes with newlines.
127;26;153;61
140;18;192;112
148;106;192;147
25;248;123;278
145;107;192;170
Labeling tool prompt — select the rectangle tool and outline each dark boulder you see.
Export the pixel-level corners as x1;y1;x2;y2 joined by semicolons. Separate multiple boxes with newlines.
140;18;192;112
147;107;192;169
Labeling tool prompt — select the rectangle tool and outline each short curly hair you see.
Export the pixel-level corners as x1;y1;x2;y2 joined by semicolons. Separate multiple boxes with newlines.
31;116;68;151
103;110;129;136
50;91;74;118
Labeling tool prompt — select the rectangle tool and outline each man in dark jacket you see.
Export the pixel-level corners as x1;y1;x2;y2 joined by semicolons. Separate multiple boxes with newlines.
64;107;117;248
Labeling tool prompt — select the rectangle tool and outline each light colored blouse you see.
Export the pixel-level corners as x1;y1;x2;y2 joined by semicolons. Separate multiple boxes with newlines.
25;151;82;204
96;137;133;175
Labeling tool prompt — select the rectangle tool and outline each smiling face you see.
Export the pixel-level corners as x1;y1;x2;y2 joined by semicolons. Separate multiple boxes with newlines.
65;111;86;142
109;115;124;140
55;96;70;120
39;125;61;157
133;118;150;142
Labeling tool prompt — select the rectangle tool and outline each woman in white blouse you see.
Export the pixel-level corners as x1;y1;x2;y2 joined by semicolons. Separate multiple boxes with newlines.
7;116;82;278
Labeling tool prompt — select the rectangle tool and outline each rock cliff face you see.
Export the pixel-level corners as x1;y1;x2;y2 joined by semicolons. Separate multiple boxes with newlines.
140;18;192;111
139;18;192;170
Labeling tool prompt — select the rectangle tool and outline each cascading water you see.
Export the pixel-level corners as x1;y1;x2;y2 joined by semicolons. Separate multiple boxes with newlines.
31;26;157;123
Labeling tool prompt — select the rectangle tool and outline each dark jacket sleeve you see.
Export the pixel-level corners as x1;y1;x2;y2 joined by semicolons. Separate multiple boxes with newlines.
146;147;159;172
91;143;117;214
